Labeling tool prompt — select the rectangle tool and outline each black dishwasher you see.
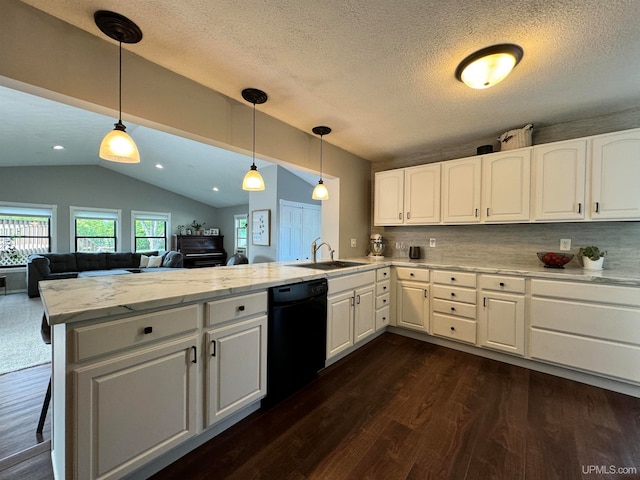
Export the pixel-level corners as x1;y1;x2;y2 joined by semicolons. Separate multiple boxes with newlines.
263;279;328;408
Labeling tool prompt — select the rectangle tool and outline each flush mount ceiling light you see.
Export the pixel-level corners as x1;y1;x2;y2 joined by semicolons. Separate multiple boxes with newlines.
241;88;268;191
455;44;523;89
95;10;142;163
312;126;331;201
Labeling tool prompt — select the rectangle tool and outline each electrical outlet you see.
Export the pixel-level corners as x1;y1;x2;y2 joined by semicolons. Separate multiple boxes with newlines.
350;238;357;248
429;238;436;248
560;238;571;251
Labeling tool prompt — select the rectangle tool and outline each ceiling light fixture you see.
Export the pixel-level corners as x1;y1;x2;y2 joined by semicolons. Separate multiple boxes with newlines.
455;44;523;89
155;163;163;169
212;187;219;192
52;145;65;150
241;88;268;191
95;10;143;163
311;126;331;201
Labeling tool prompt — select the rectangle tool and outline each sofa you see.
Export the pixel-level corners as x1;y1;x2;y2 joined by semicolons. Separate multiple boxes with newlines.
27;251;183;297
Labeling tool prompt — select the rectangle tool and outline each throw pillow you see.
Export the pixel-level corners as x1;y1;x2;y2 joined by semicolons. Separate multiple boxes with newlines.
139;255;150;268
147;256;163;268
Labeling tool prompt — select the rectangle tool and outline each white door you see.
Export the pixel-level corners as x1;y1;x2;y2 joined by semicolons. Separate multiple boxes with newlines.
533;140;587;221
75;336;198;480
441;157;482;223
374;169;404;225
353;285;375;343
396;281;429;332
591;130;640;220
278;201;321;261
404;164;441;224
482;149;531;223
206;316;267;426
479;292;525;356
327;291;354;359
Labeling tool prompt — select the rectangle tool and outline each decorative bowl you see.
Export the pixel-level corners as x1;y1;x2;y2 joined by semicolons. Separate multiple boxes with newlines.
537;252;574;268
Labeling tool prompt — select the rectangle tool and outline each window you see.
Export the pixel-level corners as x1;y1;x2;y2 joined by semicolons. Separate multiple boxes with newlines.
234;214;248;254
0;202;55;267
71;207;121;253
132;211;170;252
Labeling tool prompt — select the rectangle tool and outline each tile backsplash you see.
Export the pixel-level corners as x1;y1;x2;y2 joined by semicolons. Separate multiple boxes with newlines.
371;222;640;271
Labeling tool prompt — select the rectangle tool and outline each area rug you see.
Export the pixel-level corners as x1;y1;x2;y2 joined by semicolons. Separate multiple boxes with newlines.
0;294;51;375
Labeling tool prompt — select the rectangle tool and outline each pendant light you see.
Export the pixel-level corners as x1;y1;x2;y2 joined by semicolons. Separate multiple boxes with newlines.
312;126;331;201
455;44;523;89
95;11;143;163
241;88;268;191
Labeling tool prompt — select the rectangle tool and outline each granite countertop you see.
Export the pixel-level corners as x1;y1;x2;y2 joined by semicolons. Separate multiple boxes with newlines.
39;257;640;326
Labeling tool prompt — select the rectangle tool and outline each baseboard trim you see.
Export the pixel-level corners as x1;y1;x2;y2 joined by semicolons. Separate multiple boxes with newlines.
0;440;50;473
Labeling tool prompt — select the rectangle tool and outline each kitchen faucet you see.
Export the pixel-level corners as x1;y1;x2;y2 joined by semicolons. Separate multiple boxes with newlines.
311;237;334;263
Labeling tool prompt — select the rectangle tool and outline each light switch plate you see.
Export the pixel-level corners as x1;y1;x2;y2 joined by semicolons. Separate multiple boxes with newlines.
429;238;436;247
350;238;357;248
560;239;571;251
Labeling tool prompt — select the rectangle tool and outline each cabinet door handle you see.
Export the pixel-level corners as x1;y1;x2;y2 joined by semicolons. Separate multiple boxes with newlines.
351;296;355;307
211;340;216;357
238;305;245;312
143;326;153;334
486;207;490;217
595;202;600;213
424;289;428;298
357;295;361;305
399;213;402;220
191;346;197;364
407;212;411;219
475;208;479;217
483;297;487;307
578;203;582;214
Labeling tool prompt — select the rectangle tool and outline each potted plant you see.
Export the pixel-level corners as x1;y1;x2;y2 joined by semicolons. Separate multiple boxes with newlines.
176;225;186;235
191;220;205;235
579;246;606;270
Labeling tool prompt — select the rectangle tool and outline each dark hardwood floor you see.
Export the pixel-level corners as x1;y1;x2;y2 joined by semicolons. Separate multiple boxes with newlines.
3;334;640;479
152;333;640;480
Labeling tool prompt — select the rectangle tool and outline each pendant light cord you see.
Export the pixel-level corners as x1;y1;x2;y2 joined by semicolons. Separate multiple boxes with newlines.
252;102;256;167
319;135;323;181
118;40;123;123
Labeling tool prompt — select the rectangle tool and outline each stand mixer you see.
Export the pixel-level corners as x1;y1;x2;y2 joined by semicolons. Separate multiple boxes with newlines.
369;233;385;257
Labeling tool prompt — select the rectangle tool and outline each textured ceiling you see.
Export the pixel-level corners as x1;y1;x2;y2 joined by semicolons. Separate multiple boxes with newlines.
18;0;640;163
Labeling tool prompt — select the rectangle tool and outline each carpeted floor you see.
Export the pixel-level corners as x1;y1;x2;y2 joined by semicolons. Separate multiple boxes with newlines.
0;294;51;376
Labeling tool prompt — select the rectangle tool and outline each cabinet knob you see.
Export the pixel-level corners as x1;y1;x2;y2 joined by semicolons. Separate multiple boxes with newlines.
450;326;456;332
143;326;153;334
451;277;456;282
383;272;387;276
382;316;387;321
238;305;245;311
499;282;505;287
450;292;456;297
410;272;414;276
383;286;387;291
383;299;387;304
450;307;456;312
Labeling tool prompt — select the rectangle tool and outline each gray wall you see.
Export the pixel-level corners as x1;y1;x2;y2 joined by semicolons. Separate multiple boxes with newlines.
371;107;640;271
216;204;249;256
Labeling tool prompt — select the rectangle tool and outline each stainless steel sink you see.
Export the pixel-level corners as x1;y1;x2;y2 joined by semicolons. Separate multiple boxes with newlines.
292;261;365;270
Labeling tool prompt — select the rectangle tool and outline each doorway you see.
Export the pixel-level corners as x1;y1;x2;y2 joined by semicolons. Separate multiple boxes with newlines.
277;200;321;261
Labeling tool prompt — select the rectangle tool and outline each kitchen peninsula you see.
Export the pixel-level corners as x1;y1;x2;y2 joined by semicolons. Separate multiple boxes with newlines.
40;259;640;479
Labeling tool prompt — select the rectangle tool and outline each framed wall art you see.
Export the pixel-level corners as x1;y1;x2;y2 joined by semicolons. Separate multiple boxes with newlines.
251;209;270;246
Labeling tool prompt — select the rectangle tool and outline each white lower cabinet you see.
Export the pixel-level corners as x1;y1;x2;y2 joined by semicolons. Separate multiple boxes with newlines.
478;275;525;356
394;267;430;333
431;270;477;344
327;271;376;359
375;267;391;330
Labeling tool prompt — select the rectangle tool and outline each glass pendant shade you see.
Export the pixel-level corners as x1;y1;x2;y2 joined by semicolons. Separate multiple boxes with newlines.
456;44;523;89
312;180;329;200
99;122;140;163
242;164;265;191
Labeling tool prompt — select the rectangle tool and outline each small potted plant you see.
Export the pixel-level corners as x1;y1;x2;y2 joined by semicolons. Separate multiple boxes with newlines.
191;220;205;235
176;225;185;235
579;246;606;270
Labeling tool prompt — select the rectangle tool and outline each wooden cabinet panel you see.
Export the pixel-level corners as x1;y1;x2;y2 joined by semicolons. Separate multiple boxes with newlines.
442;156;482;223
206;291;267;327
396;281;429;332
404;164;441;224
479;290;525;356
354;285;375;343
432;313;476;344
327;290;355;358
481;149;531;223
374;169;404;225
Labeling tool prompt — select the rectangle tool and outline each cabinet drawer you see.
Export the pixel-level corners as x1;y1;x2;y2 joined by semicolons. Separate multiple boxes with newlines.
432;285;476;304
376;305;390;330
73;304;199;362
479;275;525;294
432;270;476;288
530;328;640;384
328;270;376;294
395;267;430;282
432;298;476;319
432;313;476;344
376;267;391;282
531;279;640;307
207;291;267;327
376;293;390;310
376;280;390;296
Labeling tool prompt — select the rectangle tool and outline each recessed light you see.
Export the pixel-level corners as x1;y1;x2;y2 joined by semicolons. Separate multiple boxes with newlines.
212;187;219;192
52;145;65;150
155;164;164;169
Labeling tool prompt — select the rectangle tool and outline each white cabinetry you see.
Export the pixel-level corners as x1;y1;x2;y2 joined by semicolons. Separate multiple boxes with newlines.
73;305;200;480
530;280;640;384
481;149;531;223
590;129;640;220
532;139;587;221
441;156;482;223
375;267;391;330
394;267;430;333
431;270;477;344
478;275;525;356
327;271;376;359
205;292;267;426
374;165;441;226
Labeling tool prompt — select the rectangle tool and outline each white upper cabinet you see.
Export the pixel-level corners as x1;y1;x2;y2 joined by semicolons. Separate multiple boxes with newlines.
590;129;640;220
532;139;587;221
481;149;531;223
442;156;482;224
374;169;404;225
404;164;441;224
